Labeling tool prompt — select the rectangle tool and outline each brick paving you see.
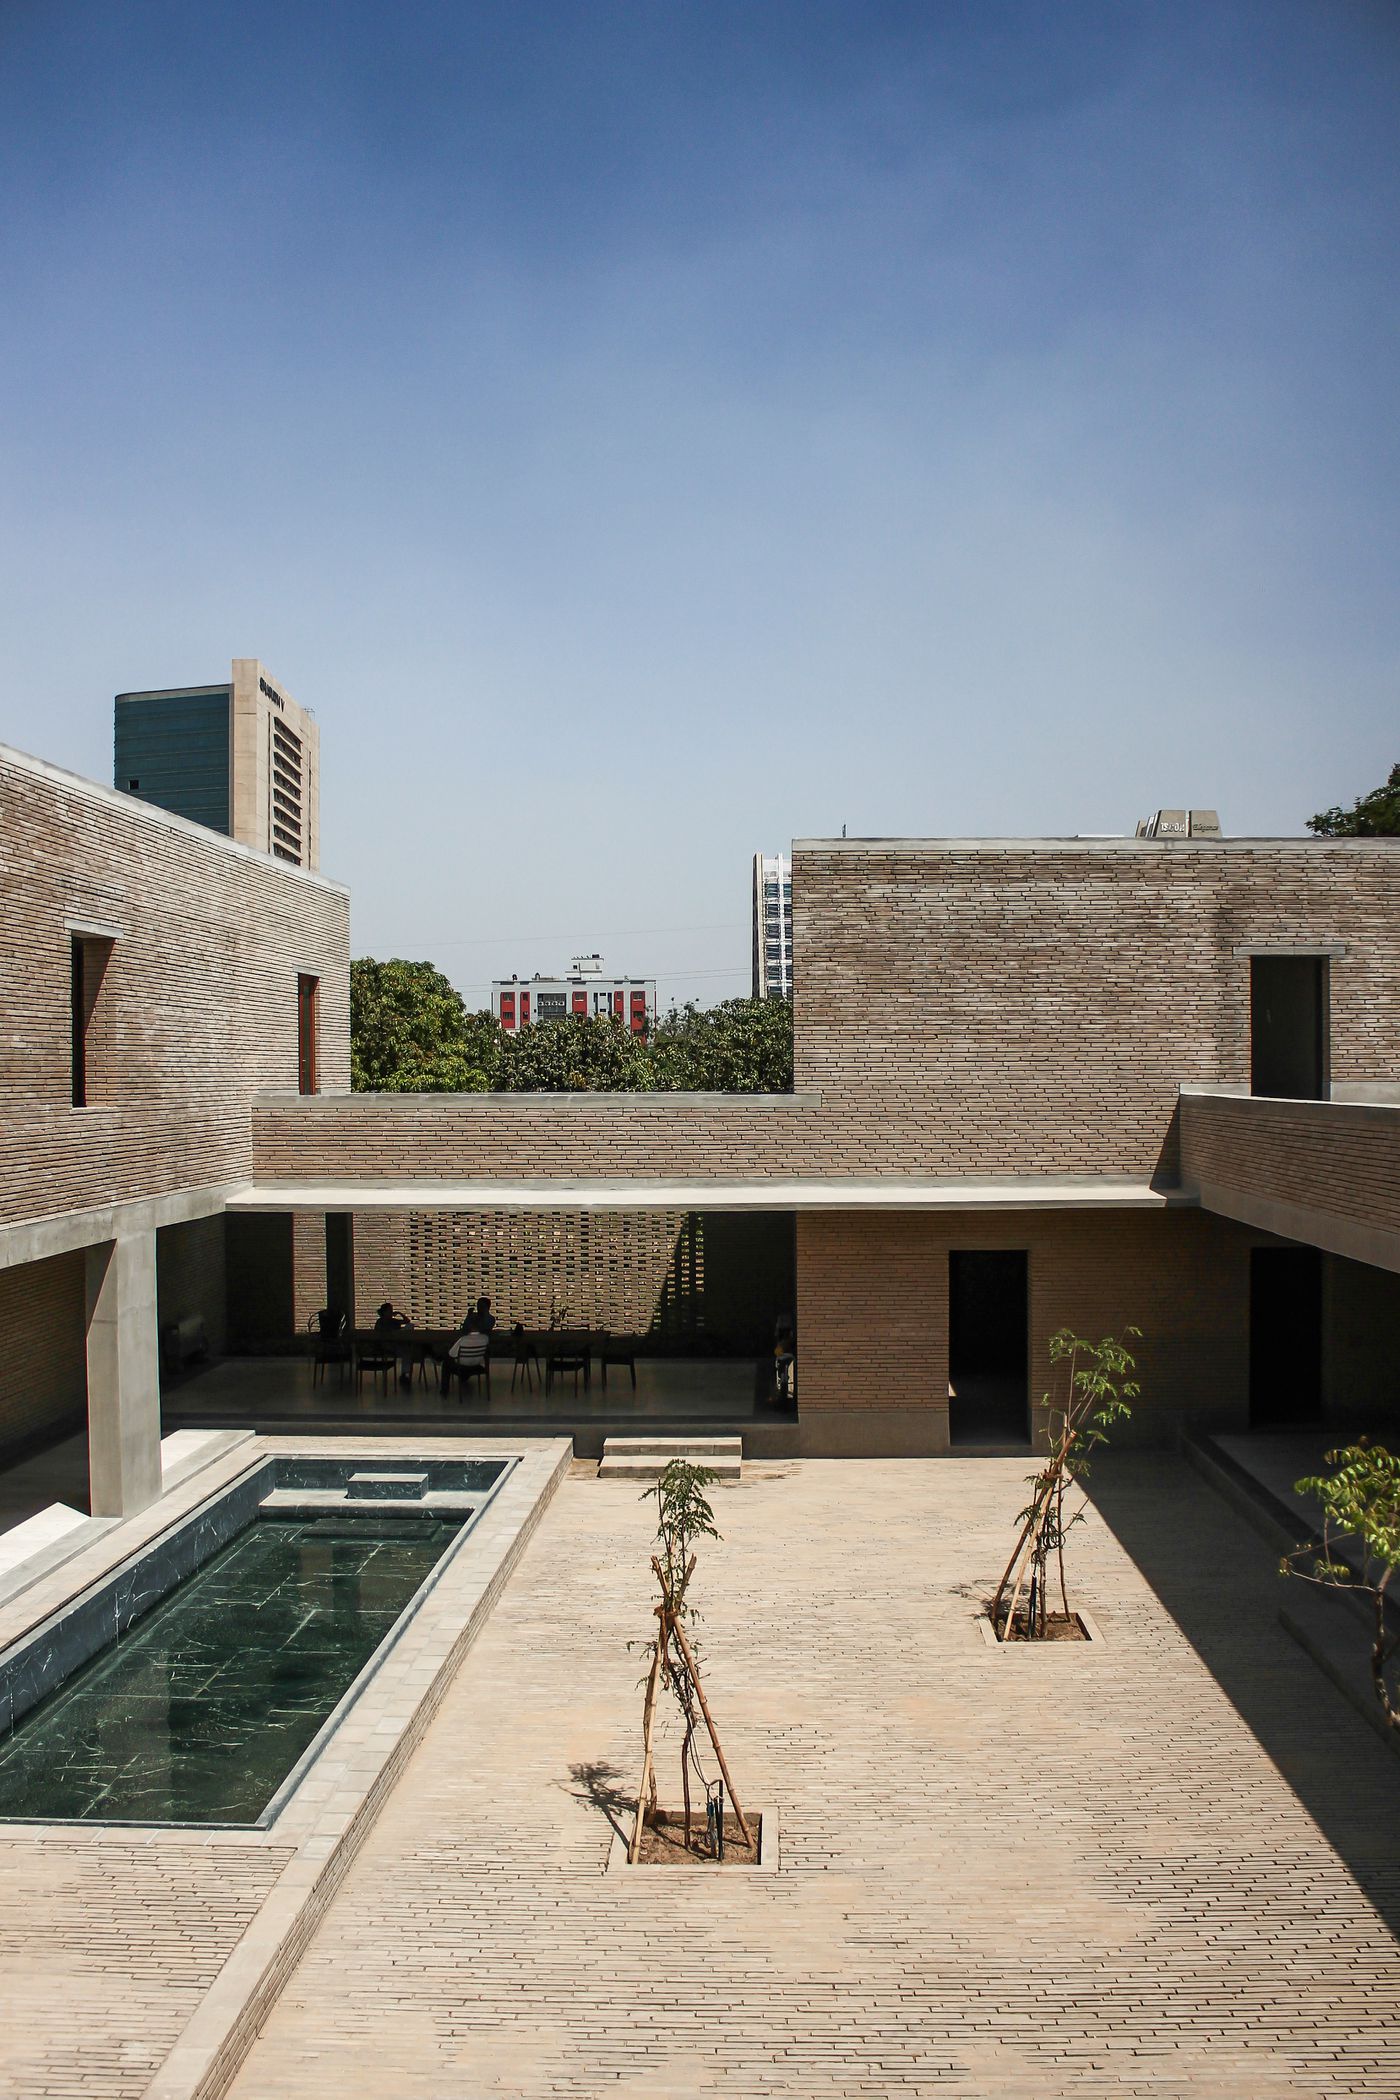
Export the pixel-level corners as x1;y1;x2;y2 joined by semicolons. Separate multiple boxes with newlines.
0;1837;292;2099
226;1455;1400;2099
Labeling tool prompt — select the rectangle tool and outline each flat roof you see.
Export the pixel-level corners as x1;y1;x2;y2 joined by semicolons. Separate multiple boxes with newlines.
792;834;1394;851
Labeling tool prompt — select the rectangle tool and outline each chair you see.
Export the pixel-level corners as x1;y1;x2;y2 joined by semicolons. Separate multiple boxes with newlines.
309;1309;350;1389
510;1331;541;1393
444;1330;491;1403
355;1332;397;1395
598;1333;638;1390
545;1331;590;1396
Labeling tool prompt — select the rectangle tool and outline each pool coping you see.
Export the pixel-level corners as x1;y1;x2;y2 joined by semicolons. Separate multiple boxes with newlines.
0;1433;572;2100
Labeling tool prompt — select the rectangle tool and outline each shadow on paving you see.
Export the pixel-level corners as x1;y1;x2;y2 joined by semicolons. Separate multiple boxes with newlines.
1087;1449;1400;1945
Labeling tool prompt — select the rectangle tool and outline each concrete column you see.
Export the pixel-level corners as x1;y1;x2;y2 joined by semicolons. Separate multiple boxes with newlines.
85;1232;162;1517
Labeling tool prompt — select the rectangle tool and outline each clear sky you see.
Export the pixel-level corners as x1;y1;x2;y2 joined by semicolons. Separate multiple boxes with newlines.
2;1;1397;1008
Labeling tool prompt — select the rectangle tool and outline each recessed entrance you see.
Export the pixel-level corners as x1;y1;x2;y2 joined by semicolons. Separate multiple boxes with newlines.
1250;956;1328;1100
1249;1245;1322;1426
948;1251;1029;1445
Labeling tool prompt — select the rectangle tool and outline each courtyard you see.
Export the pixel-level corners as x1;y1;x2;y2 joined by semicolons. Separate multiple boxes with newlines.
6;1448;1395;2099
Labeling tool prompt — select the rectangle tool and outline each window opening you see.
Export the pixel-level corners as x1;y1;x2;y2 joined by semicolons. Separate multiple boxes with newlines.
1250;956;1328;1100
70;935;113;1108
297;975;319;1095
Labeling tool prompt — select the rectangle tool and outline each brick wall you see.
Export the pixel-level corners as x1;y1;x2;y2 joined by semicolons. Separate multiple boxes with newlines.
0;743;350;1232
793;839;1400;1178
0;1251;86;1453
250;840;1400;1188
1180;1091;1400;1258
795;1207;1263;1454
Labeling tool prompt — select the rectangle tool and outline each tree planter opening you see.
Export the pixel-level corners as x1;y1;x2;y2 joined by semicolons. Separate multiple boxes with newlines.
980;1606;1103;1645
609;1808;776;1872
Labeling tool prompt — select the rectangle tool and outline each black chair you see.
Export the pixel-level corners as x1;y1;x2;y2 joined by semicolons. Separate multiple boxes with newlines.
355;1332;397;1395
309;1309;350;1389
599;1333;638;1390
510;1331;541;1393
545;1332;590;1395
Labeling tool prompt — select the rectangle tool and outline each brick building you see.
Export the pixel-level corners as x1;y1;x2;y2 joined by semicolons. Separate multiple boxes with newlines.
1;723;1398;1504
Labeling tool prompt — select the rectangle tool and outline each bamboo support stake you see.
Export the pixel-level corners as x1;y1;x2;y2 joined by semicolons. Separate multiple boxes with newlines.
628;1642;662;1865
670;1614;753;1848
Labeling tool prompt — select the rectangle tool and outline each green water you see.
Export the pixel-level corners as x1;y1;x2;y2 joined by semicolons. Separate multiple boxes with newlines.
0;1513;462;1824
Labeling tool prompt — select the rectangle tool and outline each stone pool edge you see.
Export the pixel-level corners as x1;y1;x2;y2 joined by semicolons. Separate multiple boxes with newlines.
141;1434;572;2100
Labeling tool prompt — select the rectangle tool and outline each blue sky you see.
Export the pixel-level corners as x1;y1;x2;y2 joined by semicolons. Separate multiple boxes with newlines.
2;1;1397;1006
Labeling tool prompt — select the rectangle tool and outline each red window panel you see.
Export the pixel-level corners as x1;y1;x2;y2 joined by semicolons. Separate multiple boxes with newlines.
630;991;647;1035
613;990;624;1018
499;993;515;1029
572;990;587;1016
520;991;531;1025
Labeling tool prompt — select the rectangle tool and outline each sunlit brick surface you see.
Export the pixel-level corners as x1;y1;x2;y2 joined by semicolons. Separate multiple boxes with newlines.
227;1456;1400;2100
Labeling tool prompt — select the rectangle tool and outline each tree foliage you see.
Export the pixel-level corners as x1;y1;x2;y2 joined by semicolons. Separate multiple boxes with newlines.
349;958;495;1092
1280;1441;1400;1734
350;961;794;1094
1307;763;1400;838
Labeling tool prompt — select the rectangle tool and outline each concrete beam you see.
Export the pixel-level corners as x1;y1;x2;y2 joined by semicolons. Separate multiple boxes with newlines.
0;1182;233;1273
1190;1179;1400;1279
85;1232;161;1517
223;1176;1191;1215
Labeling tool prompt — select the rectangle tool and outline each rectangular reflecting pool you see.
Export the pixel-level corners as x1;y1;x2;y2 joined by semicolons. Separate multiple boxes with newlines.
0;1512;463;1825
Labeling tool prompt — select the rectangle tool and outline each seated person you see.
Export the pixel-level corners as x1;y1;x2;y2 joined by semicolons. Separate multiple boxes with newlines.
444;1315;490;1398
374;1300;414;1388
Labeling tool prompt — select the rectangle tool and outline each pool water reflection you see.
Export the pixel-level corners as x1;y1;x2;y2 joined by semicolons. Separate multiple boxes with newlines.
0;1512;463;1824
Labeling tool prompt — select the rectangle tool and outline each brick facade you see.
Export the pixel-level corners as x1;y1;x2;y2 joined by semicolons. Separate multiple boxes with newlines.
795;1206;1269;1453
0;742;350;1233
795;839;1400;1175
1180;1089;1400;1271
251;839;1400;1188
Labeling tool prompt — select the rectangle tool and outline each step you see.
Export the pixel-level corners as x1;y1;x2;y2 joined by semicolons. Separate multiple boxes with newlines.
346;1470;430;1500
601;1438;743;1459
598;1438;742;1483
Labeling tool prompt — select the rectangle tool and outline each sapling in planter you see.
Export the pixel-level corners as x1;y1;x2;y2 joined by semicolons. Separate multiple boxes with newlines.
989;1327;1139;1641
628;1459;752;1863
1280;1441;1400;1735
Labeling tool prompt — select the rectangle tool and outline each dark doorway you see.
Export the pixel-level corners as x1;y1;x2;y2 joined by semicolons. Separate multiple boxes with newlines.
948;1251;1029;1445
1249;1246;1322;1426
325;1214;355;1328
1250;956;1327;1100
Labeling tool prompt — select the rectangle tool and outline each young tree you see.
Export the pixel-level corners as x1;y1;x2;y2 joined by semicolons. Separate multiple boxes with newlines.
989;1328;1139;1641
630;1459;751;1861
1280;1441;1400;1734
1307;763;1400;838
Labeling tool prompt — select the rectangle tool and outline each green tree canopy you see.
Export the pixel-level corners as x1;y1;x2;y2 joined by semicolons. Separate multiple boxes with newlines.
349;962;794;1094
649;997;794;1092
493;1011;653;1091
1307;763;1400;838
349;958;496;1092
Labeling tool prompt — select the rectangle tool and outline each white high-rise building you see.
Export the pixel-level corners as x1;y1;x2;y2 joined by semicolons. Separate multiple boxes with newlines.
752;852;793;1001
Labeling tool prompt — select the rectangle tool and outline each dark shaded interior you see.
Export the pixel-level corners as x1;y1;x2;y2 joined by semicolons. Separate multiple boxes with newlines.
948;1249;1029;1445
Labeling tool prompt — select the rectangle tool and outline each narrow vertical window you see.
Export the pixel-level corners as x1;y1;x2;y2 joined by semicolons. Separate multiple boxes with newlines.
69;933;113;1106
297;974;319;1095
71;938;87;1107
